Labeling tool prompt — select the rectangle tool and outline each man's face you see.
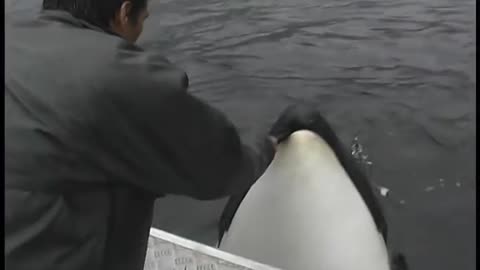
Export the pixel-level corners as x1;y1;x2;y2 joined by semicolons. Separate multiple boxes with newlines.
112;1;150;43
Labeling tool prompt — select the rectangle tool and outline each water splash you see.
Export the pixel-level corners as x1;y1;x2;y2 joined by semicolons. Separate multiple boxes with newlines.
350;135;373;177
350;136;390;198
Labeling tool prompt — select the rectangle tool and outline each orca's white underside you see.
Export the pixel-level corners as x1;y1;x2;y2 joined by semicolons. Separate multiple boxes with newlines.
219;130;391;270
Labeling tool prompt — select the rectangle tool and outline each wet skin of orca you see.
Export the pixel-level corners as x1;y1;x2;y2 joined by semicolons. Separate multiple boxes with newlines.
218;130;404;270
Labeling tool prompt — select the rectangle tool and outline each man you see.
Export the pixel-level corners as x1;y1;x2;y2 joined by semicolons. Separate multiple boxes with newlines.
5;1;325;269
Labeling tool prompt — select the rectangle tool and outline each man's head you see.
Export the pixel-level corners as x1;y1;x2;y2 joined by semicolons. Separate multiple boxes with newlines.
43;0;150;43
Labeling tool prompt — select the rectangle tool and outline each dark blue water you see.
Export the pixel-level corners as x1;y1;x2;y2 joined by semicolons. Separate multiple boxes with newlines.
142;1;475;270
6;0;476;269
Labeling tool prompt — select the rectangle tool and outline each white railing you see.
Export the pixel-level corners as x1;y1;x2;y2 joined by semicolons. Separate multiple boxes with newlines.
145;227;282;270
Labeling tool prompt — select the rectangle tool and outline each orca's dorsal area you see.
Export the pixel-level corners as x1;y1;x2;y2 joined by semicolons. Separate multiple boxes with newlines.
219;130;391;270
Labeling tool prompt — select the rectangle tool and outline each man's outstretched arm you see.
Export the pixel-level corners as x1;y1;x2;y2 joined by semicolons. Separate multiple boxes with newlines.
92;78;275;200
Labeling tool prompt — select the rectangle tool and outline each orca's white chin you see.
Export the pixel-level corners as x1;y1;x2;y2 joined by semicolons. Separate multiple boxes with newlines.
219;130;391;270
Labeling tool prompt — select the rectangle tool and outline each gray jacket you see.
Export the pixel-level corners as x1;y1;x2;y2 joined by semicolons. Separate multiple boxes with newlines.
5;10;274;270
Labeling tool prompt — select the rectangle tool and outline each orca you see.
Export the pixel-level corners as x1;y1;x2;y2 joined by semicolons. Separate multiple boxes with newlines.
217;116;407;270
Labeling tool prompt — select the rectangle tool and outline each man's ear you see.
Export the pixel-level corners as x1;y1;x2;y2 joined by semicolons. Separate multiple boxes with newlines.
118;1;133;25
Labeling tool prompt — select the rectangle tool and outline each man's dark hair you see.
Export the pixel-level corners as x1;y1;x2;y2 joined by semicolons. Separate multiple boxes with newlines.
42;0;147;29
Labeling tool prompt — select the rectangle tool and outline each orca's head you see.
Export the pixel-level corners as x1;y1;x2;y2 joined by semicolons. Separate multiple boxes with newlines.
218;107;410;270
218;108;388;241
275;107;390;240
296;111;411;270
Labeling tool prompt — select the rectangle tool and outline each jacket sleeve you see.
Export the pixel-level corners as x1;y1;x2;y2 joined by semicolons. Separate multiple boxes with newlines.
149;90;275;200
91;70;274;200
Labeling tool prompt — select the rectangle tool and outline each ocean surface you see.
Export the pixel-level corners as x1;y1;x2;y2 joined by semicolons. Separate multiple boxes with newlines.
6;1;476;270
142;1;476;270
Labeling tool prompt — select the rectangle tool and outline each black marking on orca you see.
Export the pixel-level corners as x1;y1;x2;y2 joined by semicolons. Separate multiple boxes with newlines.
217;110;388;245
218;189;249;244
391;253;409;270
